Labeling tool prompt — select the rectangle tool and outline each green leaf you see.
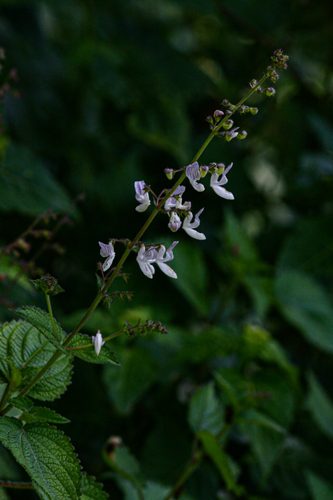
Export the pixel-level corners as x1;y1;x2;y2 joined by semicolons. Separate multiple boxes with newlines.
240;409;287;435
305;372;333;440
198;430;239;493
67;333;120;365
15;306;67;354
188;383;224;436
275;270;333;353
0;143;78;217
170;241;209;315
306;470;333;500
0;320;72;401
0;417;82;500
9;397;70;424
103;346;158;414
80;473;109;500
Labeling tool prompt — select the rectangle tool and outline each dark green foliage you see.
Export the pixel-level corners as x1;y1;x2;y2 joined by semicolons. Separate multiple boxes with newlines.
1;0;333;499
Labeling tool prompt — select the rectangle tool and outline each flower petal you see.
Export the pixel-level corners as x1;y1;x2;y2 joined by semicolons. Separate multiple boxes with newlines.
186;162;205;192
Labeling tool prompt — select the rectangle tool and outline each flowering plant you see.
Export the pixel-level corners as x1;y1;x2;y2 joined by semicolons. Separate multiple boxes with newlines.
0;50;288;499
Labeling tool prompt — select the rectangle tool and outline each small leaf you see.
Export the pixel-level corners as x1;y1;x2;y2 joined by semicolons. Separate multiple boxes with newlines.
30;275;65;296
9;396;34;412
0;417;82;500
188;383;224;436
25;407;70;425
305;372;333;440
80;473;109;500
15;306;67;354
198;430;240;493
67;333;120;365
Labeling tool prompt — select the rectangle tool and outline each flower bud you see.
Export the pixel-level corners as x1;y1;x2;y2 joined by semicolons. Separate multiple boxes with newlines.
222;119;233;130
250;107;258;115
206;116;214;125
265;87;276;97
164;168;174;180
237;130;247;140
214;109;224;119
222;99;230;106
249;79;257;88
200;165;209;178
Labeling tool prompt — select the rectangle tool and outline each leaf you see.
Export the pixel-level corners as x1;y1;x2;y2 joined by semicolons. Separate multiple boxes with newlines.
67;333;120;365
9;397;70;424
103;346;158;414
188;383;224;436
80;473;109;500
15;306;67;354
306;470;333;500
240;409;287;435
0;320;72;401
0;417;82;500
0;143;78;217
198;430;239;493
170;241;209;315
275;270;333;353
305;372;333;440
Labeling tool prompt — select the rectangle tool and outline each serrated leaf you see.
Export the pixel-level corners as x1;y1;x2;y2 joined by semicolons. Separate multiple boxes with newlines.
198;430;239;493
0;417;82;500
15;306;67;354
188;383;224;436
16;404;70;424
67;333;120;365
80;473;109;500
9;396;34;412
0;320;72;401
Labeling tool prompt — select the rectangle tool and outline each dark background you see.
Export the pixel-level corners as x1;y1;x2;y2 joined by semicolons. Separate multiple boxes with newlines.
1;1;333;499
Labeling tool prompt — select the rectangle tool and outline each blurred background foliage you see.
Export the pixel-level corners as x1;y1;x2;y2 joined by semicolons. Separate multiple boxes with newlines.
1;0;333;498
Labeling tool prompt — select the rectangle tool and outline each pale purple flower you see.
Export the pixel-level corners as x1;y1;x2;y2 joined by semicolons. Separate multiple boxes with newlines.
210;163;234;200
156;242;178;279
182;209;206;240
99;241;116;271
164;185;186;211
135;180;151;212
168;211;182;232
225;127;239;142
186;162;205;192
136;245;157;279
92;330;105;356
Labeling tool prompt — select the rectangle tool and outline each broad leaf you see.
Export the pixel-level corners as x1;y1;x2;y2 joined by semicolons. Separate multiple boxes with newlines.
67;333;120;365
0;321;72;401
275;270;333;353
306;470;333;500
0;417;82;500
188;383;224;436
198;430;239;493
305;372;333;440
15;306;67;354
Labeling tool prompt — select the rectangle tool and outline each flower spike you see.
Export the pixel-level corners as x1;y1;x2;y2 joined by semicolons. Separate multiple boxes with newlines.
135;180;151;212
182;209;206;240
210;163;234;200
99;241;116;271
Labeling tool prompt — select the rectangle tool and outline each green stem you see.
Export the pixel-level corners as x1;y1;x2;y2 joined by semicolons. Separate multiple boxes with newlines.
0;480;35;490
0;382;11;412
0;70;270;418
45;294;59;343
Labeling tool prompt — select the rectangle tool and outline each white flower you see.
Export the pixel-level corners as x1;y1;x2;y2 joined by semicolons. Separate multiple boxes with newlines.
168;211;182;232
135;180;151;212
92;330;105;356
136;245;157;279
164;185;187;211
99;241;116;271
156;242;178;279
182;209;206;240
210;163;234;200
186;162;205;192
